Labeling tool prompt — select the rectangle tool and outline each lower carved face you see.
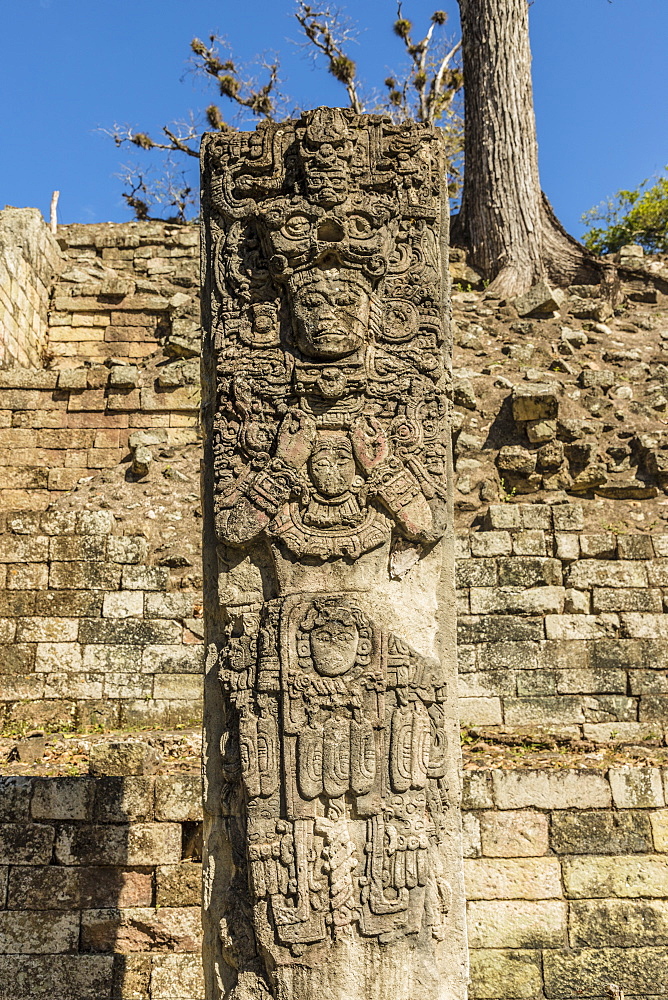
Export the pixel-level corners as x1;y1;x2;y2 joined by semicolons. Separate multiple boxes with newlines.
310;618;359;677
308;437;356;497
290;275;370;359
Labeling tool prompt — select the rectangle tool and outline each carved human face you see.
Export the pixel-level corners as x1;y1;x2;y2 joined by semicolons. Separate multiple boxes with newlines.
308;437;356;497
290;275;370;360
310;616;359;677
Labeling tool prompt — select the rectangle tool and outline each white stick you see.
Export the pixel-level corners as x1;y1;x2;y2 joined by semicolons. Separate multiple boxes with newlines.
50;191;60;234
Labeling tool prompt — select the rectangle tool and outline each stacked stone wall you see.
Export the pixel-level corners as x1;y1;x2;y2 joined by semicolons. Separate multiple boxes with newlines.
4;767;668;999
0;509;202;734
0;208;62;369
6;497;668;734
458;501;668;736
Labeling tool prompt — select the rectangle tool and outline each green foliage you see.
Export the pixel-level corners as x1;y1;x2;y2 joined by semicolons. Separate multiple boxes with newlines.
582;169;668;256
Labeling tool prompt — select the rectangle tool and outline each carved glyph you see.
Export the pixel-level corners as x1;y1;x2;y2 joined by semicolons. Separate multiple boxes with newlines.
202;108;466;1000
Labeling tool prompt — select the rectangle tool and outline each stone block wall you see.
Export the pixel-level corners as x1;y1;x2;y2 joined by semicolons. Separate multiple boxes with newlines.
0;509;202;733
4;767;668;998
0;772;203;1000
46;222;199;368
0;208;62;369
0;366;200;511
458;502;668;736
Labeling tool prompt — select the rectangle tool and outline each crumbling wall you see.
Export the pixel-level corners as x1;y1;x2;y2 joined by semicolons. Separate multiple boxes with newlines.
3;766;668;999
0;208;62;369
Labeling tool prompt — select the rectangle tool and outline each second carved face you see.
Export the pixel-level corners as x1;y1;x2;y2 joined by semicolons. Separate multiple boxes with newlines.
289;274;370;360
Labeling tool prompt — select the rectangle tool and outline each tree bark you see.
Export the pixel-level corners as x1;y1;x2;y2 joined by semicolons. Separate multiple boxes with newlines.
453;0;604;297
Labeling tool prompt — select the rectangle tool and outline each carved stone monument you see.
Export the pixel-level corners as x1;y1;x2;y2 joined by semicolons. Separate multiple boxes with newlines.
201;108;467;1000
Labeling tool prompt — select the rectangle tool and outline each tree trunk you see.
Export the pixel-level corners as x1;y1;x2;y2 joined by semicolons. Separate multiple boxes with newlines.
453;0;604;297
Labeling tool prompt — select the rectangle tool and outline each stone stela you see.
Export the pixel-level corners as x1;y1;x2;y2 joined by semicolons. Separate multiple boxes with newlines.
201;108;467;1000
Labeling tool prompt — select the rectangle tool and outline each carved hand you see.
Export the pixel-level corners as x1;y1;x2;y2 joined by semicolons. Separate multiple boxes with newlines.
274;409;317;469
351;416;390;474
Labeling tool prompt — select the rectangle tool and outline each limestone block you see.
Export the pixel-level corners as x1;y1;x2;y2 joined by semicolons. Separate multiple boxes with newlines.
458;615;544;644
0;823;54;864
0;777;32;822
0;535;49;562
551;809;652;855
617;534;654;560
458;671;515;699
469;531;512;558
570;897;668;948
31;777;95;821
650;810;668;852
78;618;180;645
140;644;203;674
512;529;546;556
156;863;202;907
16;617;78;642
492;770;611;810
89;741;162;777
39;511;77;534
653;536;668;557
140;386;199;412
556;668;627;694
582;722;662;743
143;592;199;619
6;563;48;589
497;556;562;587
470;586;565;616
504;695;585;726
153;674;203;700
468;950;543;1000
458;697;503;727
121;565;169;591
93;776;154;823
479;810;549;857
49;561;122;590
82;644;142;672
566;560;648;589
149;954;206;1000
543;946;668;997
49;534;107;561
54;822;181;866
608;766;665;808
0;911;79;954
544;615;618;641
647;559;668;586
512;383;559;422
462;772;495;810
464;857;562;899
563;855;668;897
483;505;523;531
106;535;149;564
461;812;482;858
154;775;203;821
8;864;153;911
456;559;497;588
103;672;153;699
593;587;662;613
467;899;565;949
0;955;114;1000
81;906;202;953
579;532;617;559
77;510;115;534
620;613;668;639
102;591;144;619
478;640;541;671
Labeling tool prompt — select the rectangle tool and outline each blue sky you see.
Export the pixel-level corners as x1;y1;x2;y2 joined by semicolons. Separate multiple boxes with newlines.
0;0;666;238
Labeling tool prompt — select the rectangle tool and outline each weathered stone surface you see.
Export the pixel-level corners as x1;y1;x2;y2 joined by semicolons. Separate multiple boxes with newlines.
570;898;668;948
464;858;562;899
608;766;665;808
479;810;549;857
0;955;114;1000
150;954;205;1000
469;949;542;999
551;810;653;855
0;823;54;865
0;777;32;822
563;855;668;897
81;906;202;953
543;946;668;998
31;776;95;820
467;899;566;949
89;740;162;777
492;769;611;810
201;112;464;1000
0;911;79;953
154;775;202;821
156;863;202;907
93;776;154;822
54;822;181;866
7;865;153;910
